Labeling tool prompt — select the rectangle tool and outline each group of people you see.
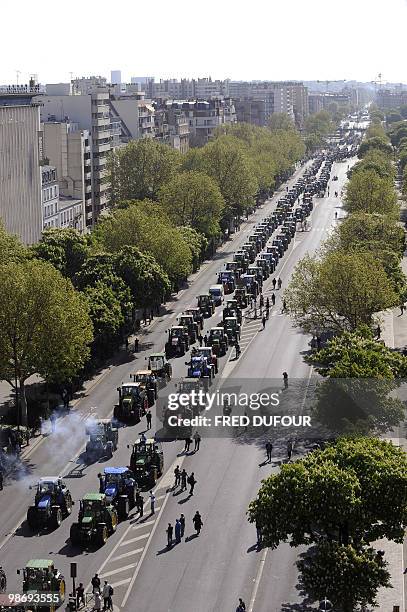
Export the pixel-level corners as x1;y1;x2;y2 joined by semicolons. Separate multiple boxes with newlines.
174;465;197;496
183;431;201;453
89;574;114;611
166;511;203;547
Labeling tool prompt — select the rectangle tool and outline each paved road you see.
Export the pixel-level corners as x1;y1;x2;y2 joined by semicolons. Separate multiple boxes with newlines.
0;157;351;611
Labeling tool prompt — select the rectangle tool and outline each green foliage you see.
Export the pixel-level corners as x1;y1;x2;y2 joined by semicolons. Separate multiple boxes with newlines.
344;170;398;217
389;123;407;147
336;213;404;256
0;260;93;390
32;228;91;280
285;250;398;333
108;138;181;204
268;112;295;132
158;170;224;238
358;137;393;157
82;282;125;347
95;202;192;285
0;220;29;263
350;149;395;180
386;110;403;124
298;542;391;612
178;226;208;272
304;110;333;140
248;437;407;547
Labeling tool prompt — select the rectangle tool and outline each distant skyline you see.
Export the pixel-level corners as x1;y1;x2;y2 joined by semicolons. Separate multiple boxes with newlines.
2;0;406;86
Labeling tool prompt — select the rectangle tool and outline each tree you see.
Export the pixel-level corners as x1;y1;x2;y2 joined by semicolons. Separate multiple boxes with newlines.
268;112;295;132
335;213;404;256
298;542;391;612
248;437;407;547
304;133;324;153
344;170;398;217
113;246;170;308
32;228;91;280
178;226;208;271
82;282;125;352
0;221;28;264
0;260;93;424
386;110;403;124
285;250;398;333
304;111;333;139
158;170;224;238
108;138;181;204
94;203;192;286
350;149;395;181
389;124;407;147
358;137;393;157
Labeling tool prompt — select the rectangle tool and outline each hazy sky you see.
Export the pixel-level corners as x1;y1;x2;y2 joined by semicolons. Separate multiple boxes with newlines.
2;0;406;85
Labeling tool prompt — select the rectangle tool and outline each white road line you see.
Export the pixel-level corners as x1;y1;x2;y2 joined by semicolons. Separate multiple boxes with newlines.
110;578;132;589
131;519;155;530
110;548;144;563
248;548;268;612
119;533;149;547
100;563;138;579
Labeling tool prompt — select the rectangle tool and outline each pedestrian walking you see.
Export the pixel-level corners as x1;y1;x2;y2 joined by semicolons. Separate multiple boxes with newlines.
262;315;266;330
266;297;270;309
93;591;102;612
281;299;287;313
335;211;338;220
181;469;188;491
140;432;147;443
237;597;246;611
50;413;57;433
155;303;160;316
174;465;181;487
175;518;182;544
61;388;69;410
271;292;276;306
277;278;282;290
184;437;192;452
180;513;185;537
150;308;154;322
136;492;144;517
401;303;405;315
193;511;203;535
0;469;3;491
134;337;139;353
98;473;104;494
272;278;276;290
376;325;381;339
91;574;101;595
76;583;85;609
102;581;111;611
260;294;264;308
149;491;156;514
265;440;273;462
266;305;270;320
198;333;203;347
287;439;293;461
283;371;288;389
188;472;197;496
146;410;152;430
166;523;173;547
193;431;201;451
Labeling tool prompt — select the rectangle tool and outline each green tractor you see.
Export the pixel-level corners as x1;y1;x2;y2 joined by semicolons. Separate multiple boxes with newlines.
197;294;215;318
70;493;118;548
27;477;73;531
17;559;66;610
165;326;190;358
208;327;229;357
128;438;164;489
114;382;148;422
223;317;241;343
177;314;198;344
84;419;118;462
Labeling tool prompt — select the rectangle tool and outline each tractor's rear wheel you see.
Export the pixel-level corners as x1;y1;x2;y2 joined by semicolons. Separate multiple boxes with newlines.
27;506;38;530
50;506;62;529
118;496;129;521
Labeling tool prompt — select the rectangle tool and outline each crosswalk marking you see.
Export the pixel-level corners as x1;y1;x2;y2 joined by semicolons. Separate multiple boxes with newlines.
110;548;144;563
119;533;149;547
131;519;155;530
100;563;138;579
109;577;132;589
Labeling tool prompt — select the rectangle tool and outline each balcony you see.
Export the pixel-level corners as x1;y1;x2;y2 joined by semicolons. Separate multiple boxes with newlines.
92;116;110;128
94;142;111;153
93;167;108;180
96;129;111;140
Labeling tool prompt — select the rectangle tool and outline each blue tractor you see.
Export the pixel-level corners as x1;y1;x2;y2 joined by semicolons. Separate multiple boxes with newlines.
186;355;214;383
98;467;137;520
27;477;73;531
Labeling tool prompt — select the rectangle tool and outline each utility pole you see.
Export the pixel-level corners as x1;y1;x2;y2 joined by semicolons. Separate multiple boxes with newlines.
15;70;21;86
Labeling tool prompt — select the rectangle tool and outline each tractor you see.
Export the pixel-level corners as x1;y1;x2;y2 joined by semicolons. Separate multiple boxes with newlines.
223;301;242;324
114;382;148;422
70;493;118;548
208;327;228;357
128;439;164;488
147;352;172;385
177;314;198;344
217;270;236;294
84;419;119;462
233;252;249;274
165;326;189;358
223;317;241;343
186;355;214;385
225;261;242;279
27;477;73;531
184;307;204;332
197;294;215;317
130;370;157;407
194;346;218;374
234;287;248;309
18;559;66;610
98;467;137;520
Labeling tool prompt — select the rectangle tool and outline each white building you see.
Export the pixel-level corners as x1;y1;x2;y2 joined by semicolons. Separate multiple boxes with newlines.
0;87;43;244
111;70;122;85
41;166;59;229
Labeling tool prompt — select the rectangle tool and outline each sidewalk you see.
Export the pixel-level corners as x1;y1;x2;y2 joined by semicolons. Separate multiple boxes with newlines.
376;252;407;612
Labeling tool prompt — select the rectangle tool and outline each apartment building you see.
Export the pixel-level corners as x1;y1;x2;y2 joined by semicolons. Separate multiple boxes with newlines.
0;85;43;244
376;89;407;109
42;121;88;230
234;99;266;126
163;99;236;146
41;165;84;231
36;86;111;225
154;104;190;153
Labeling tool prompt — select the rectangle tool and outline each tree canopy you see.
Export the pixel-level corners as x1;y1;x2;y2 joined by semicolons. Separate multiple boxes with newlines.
32;228;91;280
344;169;398;217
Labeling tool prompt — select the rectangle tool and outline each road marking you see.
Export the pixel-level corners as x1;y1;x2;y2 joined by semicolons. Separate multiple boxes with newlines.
248;548;268;612
131;519;155;530
100;563;138;578
110;578;132;589
110;548;144;563
119;533;150;547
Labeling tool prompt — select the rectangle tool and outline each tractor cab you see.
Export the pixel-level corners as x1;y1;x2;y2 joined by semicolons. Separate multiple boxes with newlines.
19;559;65;607
186;355;213;383
165;326;189;357
223;302;242;324
114;383;147;422
223;317;240;343
217;270;236;294
194;346;218;374
208;327;228;356
130;370;157;406
184;307;204;332
233;252;249;273
234;286;248;308
128;439;163;487
197;294;215;317
240;274;259;298
177;314;198;343
248;265;264;288
147;352;172;383
225;261;242;279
